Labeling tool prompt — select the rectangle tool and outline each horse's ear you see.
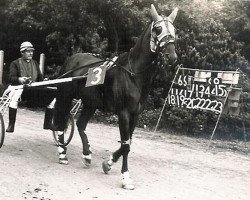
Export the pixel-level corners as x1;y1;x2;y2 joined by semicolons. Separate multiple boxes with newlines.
168;8;179;23
150;4;162;21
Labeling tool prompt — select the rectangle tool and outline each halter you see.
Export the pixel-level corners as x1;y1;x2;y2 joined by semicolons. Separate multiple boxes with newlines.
150;17;176;53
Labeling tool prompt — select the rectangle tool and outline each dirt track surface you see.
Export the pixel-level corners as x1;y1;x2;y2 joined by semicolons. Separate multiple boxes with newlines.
0;108;249;200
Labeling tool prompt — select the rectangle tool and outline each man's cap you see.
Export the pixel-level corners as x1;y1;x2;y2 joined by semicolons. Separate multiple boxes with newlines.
20;41;34;52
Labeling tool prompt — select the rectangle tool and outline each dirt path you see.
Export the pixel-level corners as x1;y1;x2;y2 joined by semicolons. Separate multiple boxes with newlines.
0;108;249;200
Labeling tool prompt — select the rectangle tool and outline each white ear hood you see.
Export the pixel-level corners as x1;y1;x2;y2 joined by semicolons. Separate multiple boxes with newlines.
168;8;178;23
150;4;162;22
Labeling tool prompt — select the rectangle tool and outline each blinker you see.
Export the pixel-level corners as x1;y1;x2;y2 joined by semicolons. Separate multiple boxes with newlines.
152;26;163;36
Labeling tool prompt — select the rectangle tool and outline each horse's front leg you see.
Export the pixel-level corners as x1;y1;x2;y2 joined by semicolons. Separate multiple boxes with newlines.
102;109;135;190
129;113;138;144
77;105;96;167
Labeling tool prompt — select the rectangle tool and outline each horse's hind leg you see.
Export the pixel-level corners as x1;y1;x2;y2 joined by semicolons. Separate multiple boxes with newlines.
54;89;73;165
76;104;96;167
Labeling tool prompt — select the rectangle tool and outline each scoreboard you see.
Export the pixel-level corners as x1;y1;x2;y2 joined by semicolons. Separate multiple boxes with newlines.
167;67;241;114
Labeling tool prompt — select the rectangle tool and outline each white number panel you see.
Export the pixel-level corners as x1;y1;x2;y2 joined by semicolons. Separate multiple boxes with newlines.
85;65;107;87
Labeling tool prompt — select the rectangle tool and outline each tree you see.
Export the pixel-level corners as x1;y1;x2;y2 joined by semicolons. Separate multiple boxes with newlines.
0;0;250;138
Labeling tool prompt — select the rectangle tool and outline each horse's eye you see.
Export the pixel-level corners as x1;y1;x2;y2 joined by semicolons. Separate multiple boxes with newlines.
152;26;163;36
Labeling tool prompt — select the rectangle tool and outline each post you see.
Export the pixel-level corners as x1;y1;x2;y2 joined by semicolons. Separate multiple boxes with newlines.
153;65;181;135
39;53;45;75
0;50;4;84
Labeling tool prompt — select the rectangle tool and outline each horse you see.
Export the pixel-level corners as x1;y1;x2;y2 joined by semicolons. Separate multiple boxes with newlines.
53;4;178;190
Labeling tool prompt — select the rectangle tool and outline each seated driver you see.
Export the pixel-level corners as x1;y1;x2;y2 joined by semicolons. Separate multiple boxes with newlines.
6;41;43;132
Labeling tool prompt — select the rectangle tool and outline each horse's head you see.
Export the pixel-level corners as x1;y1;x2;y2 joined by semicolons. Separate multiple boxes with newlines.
150;4;178;65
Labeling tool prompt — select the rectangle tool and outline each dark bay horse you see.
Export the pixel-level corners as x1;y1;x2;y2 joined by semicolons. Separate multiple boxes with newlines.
53;4;178;190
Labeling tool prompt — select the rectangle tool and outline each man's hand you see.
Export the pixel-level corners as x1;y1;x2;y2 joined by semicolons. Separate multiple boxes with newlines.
18;77;32;84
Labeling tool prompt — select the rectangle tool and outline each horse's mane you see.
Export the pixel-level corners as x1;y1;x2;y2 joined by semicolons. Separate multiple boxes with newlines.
131;22;151;58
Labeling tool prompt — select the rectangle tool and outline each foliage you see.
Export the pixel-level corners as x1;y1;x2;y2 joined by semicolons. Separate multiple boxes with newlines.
0;0;250;139
147;0;250;139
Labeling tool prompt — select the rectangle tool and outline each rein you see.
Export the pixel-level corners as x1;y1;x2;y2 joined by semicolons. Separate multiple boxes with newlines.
124;43;172;77
57;52;156;80
122;17;175;76
125;49;155;76
57;60;105;79
56;55;138;79
57;17;174;79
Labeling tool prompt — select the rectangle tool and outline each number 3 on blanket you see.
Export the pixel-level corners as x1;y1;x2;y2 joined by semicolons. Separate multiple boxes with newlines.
85;65;107;87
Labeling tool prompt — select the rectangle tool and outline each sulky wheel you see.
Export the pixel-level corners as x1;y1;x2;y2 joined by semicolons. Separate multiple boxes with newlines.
52;114;74;146
0;113;5;148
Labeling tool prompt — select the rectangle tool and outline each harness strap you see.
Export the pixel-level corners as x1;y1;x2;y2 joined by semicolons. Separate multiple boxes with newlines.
58;60;105;78
58;57;119;79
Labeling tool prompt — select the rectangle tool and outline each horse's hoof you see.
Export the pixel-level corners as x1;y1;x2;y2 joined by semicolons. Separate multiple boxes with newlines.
122;177;135;190
121;171;135;190
81;154;91;167
122;179;135;190
102;160;112;174
122;183;135;190
59;157;68;165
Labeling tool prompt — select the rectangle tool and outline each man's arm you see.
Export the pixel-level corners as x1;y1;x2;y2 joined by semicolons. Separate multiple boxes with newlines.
8;61;20;85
